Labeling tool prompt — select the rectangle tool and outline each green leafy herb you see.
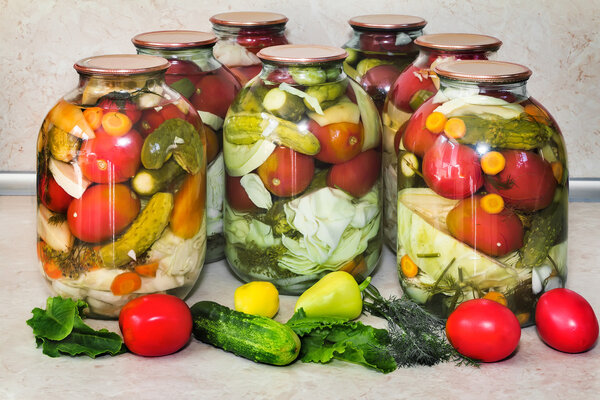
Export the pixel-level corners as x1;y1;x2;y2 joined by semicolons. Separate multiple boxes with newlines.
286;309;397;373
362;285;478;368
26;296;124;358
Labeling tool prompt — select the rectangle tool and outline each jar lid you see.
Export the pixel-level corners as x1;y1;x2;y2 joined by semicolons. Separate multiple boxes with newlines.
210;11;288;26
348;14;427;31
434;60;532;83
74;54;170;75
258;45;347;63
414;33;502;52
132;30;217;49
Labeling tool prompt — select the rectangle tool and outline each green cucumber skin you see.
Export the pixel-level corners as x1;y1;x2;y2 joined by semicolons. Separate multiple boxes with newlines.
191;301;300;366
132;160;184;196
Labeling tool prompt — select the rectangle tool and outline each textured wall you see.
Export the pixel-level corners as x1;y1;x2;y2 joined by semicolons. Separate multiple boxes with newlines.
1;0;599;176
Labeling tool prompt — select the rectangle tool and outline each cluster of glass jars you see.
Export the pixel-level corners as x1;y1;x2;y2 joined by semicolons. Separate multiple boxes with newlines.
36;13;567;323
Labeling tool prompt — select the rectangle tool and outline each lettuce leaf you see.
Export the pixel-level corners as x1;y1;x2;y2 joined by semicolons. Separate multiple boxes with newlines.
27;296;124;358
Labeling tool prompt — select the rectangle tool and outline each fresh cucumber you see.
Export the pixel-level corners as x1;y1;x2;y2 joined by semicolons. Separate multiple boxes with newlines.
262;88;306;122
132;159;185;196
191;301;300;366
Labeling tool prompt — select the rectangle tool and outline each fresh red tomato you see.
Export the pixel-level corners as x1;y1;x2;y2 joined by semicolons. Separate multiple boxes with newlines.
308;120;364;164
257;146;314;197
38;174;73;213
401;98;440;157
422;138;483;199
446;299;521;362
360;64;402;110
78;127;143;183
327;149;381;197
446;195;524;257
535;288;599;353
97;98;141;124
226;174;259;212
119;294;192;357
389;64;437;113
484;150;557;212
191;73;239;118
67;184;140;243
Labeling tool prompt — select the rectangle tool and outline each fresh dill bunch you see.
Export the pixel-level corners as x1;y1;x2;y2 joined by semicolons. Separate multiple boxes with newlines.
362;284;479;368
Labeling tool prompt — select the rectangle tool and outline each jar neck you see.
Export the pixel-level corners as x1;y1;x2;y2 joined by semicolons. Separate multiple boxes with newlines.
346;27;424;52
135;46;220;71
260;60;346;84
74;71;166;105
438;77;529;102
415;48;492;68
212;23;287;40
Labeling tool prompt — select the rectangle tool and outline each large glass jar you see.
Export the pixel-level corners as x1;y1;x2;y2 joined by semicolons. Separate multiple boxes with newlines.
223;45;383;294
36;55;207;318
342;14;426;111
382;33;502;252
396;60;567;326
133;30;242;263
210;11;289;85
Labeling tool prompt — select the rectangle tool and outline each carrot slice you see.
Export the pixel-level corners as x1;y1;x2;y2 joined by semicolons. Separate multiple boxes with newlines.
425;112;447;134
171;172;206;239
483;291;508;306
48;100;96;139
481;151;506;175
204;125;219;164
551;161;563;183
110;272;142;295
524;104;549;124
339;256;367;277
37;241;47;263
83;107;104;130
43;260;63;280
480;193;505;214
134;262;160;278
400;254;419;278
101;112;132;136
444;117;466;139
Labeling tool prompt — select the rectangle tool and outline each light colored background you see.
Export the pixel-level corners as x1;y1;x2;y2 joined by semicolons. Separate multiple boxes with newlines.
1;0;599;176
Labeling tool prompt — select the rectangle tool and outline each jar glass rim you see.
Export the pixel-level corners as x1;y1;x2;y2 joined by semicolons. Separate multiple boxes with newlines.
258;44;347;63
415;33;502;52
210;11;288;26
132;30;216;49
348;14;427;31
435;60;532;83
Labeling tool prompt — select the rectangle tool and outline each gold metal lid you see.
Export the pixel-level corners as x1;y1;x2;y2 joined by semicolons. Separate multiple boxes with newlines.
210;11;288;26
348;14;427;30
74;54;170;75
414;33;502;52
258;45;347;63
434;60;532;83
132;30;216;49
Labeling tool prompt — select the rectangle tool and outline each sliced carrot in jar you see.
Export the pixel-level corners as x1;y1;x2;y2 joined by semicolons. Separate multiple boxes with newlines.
480;193;505;214
481;151;506;175
425;112;447;134
43;260;63;280
400;254;419;278
110;272;142;295
83;107;104;130
483;291;508;306
134;262;160;278
443;117;466;139
101;112;132;136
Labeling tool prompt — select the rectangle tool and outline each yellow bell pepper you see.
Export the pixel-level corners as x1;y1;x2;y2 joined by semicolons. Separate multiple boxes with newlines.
234;281;279;318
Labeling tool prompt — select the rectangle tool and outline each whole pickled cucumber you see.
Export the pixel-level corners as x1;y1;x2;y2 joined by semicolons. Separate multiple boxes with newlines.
100;192;174;268
356;58;393;77
48;125;80;162
289;67;327;85
141;118;204;174
132;159;185;196
262;88;306;122
457;114;555;150
304;81;348;111
232;85;269;114
224;112;320;155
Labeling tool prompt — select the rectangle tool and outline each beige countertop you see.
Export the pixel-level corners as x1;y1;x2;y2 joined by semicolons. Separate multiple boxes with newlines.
1;196;598;399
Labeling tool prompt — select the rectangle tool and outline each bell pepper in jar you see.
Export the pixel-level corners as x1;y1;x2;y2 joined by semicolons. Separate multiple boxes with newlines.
133;30;242;263
396;60;568;326
382;33;502;253
222;44;383;294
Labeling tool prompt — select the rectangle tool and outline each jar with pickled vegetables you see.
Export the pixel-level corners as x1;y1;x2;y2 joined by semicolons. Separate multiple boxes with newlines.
396;60;567;326
342;14;426;111
36;55;207;318
382;33;502;252
210;11;289;85
223;45;383;294
133;30;242;263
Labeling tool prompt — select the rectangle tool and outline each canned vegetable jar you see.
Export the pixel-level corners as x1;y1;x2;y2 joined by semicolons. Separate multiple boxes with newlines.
382;33;502;252
133;30;242;263
223;44;383;294
36;55;207;318
397;60;567;326
210;11;289;85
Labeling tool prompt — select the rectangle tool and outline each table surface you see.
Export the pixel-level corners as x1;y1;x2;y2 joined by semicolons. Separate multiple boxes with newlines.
1;196;598;400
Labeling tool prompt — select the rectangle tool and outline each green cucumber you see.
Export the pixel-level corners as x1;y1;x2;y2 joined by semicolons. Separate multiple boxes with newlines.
408;90;434;111
303;81;347;111
232;85;269;114
356;58;393;78
262;88;306;122
191;301;301;366
100;192;173;267
289;67;327;85
132;159;185;196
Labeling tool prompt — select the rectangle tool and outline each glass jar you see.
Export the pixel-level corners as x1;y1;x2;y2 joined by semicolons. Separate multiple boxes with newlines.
36;55;207;318
342;14;426;111
210;11;289;85
133;30;242;263
382;33;502;252
223;45;383;294
396;60;567;326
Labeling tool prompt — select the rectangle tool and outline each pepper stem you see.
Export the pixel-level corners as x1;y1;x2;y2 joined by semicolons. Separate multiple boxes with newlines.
358;276;372;292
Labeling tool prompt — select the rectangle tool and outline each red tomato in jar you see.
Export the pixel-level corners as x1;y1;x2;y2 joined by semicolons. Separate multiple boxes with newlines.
360;64;403;110
359;32;415;53
266;69;296;84
389;64;437;113
237;28;288;52
484;150;557;212
535;288;599;353
257;146;314;197
137;104;189;137
401;98;440;157
38;175;73;213
191;74;239;118
67;183;140;243
226;174;259;212
230;65;263;85
327;149;381;197
97;98;141;124
119;294;193;357
78;127;143;183
422;137;483;199
446;299;521;362
308;120;364;164
165;59;202;79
